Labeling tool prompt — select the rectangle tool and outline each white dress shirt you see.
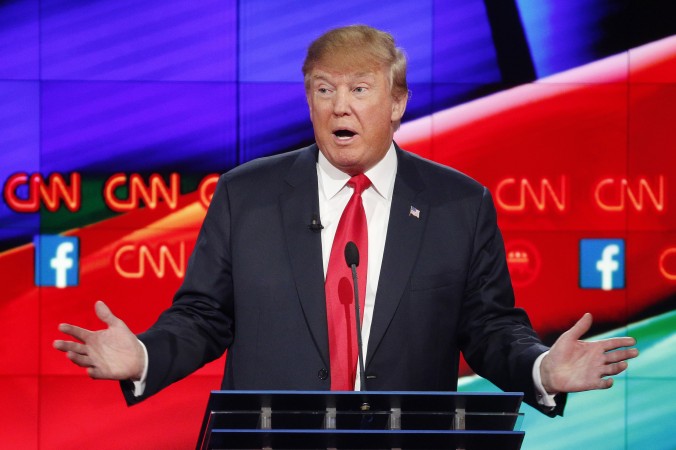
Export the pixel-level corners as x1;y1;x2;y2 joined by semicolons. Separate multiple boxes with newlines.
316;143;397;390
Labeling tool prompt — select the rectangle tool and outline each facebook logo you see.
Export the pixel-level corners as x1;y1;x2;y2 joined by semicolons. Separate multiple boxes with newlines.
34;235;80;288
579;239;625;290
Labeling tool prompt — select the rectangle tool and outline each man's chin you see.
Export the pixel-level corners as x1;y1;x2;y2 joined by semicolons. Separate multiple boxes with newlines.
331;156;367;175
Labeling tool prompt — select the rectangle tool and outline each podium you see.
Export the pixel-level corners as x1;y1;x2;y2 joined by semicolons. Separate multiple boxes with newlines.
196;391;525;449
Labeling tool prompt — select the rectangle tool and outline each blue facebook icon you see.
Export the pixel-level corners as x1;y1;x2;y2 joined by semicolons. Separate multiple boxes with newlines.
34;235;80;288
579;239;625;290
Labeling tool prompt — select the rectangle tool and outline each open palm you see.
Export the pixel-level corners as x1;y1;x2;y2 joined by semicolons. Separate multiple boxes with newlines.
541;313;639;393
54;301;145;381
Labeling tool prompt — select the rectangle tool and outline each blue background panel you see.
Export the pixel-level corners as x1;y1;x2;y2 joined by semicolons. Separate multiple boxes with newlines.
238;0;434;83
41;81;237;173
432;0;502;83
516;0;629;78
0;0;39;79
41;0;237;81
403;83;433;124
238;82;313;163
0;81;40;237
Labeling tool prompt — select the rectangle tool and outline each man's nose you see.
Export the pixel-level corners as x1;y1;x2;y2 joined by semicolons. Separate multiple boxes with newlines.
332;89;351;115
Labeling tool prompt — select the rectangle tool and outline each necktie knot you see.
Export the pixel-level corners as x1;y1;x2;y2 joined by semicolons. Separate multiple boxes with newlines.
348;174;371;197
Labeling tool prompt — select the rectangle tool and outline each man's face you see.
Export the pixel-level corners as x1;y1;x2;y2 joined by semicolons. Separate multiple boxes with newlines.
307;64;407;175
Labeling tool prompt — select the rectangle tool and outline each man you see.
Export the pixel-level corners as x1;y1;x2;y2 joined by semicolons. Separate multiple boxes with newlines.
54;25;637;417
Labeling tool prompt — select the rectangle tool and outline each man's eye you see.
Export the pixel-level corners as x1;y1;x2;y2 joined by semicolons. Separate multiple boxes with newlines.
354;87;367;93
318;88;330;94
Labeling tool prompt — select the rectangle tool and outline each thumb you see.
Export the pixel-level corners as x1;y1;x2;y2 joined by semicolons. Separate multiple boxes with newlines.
565;312;593;341
95;301;121;327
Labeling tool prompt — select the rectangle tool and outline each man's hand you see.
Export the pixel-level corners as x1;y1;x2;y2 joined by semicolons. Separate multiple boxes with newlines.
540;313;639;394
53;301;145;381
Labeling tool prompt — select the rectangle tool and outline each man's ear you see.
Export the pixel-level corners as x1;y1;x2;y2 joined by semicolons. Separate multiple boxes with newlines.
391;93;408;122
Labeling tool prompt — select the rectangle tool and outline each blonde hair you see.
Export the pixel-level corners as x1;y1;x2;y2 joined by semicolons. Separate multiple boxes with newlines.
302;25;408;101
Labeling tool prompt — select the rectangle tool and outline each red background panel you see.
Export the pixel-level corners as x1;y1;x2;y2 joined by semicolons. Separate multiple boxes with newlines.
629;36;676;83
0;244;39;375
0;376;38;450
627;83;676;231
38;375;221;450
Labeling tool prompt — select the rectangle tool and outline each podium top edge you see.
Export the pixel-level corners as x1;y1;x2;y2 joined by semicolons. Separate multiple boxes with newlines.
208;390;524;397
204;390;524;414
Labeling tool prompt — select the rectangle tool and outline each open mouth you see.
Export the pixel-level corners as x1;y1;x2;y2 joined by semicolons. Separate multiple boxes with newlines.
333;129;357;140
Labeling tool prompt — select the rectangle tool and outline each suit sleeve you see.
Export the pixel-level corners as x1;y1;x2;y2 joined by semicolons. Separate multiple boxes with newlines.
457;187;566;416
122;175;235;405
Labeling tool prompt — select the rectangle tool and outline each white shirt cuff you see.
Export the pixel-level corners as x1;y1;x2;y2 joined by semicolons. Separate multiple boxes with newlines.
131;339;149;397
533;351;557;408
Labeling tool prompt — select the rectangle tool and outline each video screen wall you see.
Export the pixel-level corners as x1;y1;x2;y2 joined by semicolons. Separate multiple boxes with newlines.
1;0;674;448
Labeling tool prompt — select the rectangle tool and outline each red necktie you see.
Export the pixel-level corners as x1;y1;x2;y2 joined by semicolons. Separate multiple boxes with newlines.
325;174;371;390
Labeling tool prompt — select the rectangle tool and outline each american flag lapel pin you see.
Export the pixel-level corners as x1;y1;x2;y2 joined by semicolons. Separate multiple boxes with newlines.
409;205;420;219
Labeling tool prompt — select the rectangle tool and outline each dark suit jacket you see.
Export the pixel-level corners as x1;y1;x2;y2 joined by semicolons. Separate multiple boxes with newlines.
123;143;564;416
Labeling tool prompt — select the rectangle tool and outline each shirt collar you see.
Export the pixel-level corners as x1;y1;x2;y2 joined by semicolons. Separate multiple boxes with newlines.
317;142;398;200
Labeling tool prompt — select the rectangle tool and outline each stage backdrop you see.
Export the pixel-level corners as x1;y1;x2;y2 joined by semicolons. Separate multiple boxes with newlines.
1;0;675;449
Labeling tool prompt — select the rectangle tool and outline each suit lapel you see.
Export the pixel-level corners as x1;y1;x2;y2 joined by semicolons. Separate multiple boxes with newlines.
366;146;428;366
279;145;330;367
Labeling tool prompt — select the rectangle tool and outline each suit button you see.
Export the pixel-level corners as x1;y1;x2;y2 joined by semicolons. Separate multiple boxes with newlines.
318;368;328;380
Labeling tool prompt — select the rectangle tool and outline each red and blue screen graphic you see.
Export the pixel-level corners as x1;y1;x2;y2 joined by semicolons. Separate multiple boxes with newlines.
0;1;675;449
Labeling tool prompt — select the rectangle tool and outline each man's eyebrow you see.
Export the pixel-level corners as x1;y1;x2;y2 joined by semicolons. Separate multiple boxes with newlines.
311;71;376;81
311;73;333;83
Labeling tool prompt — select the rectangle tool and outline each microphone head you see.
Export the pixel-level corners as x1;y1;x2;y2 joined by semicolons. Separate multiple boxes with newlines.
344;241;360;267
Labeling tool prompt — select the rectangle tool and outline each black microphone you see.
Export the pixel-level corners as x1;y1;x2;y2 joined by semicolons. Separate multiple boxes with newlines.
344;241;359;267
344;241;368;395
308;214;324;232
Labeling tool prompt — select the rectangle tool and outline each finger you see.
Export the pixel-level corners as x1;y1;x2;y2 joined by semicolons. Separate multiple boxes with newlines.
598;377;614;389
66;351;93;368
605;348;639;364
53;340;88;355
601;337;637;352
95;301;122;328
564;312;593;340
603;361;629;377
58;323;93;343
53;339;70;353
